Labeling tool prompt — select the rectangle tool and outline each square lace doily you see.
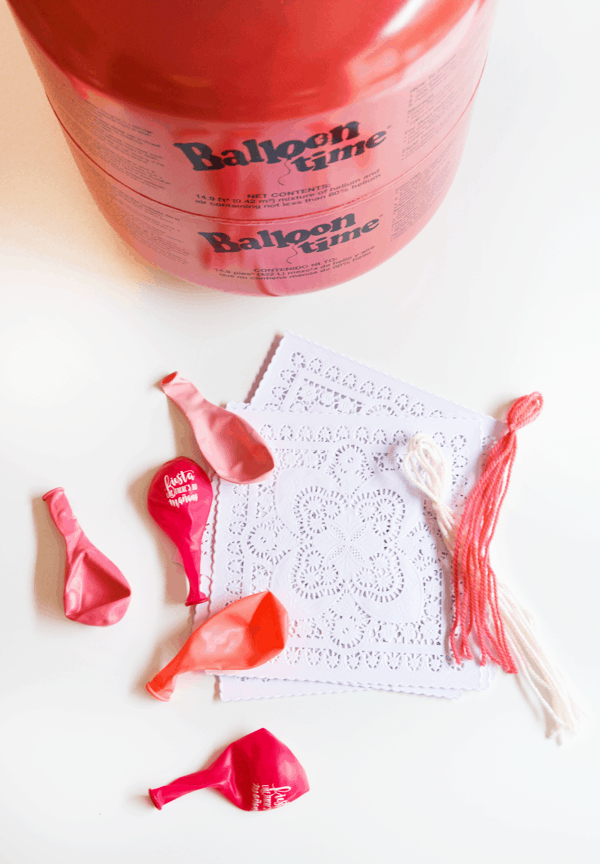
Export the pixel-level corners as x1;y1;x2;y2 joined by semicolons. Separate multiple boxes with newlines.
210;409;488;693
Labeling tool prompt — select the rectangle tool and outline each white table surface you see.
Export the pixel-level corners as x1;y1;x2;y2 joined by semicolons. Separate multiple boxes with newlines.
1;1;599;862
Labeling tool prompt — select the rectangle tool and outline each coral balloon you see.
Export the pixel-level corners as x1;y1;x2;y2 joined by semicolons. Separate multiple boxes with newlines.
149;728;309;812
147;458;213;605
43;488;131;626
160;372;274;484
146;592;288;701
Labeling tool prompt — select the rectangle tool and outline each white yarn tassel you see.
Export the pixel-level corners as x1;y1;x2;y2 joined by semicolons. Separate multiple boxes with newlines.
403;433;585;743
403;434;458;548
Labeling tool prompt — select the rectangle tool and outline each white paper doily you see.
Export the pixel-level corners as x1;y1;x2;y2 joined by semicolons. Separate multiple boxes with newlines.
210;410;488;694
249;332;502;446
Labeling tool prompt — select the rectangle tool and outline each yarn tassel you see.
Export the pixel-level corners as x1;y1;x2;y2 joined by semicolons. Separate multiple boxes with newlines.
452;393;543;671
403;420;585;742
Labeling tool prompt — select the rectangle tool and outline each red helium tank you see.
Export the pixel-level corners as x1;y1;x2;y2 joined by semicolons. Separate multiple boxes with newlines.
7;0;498;296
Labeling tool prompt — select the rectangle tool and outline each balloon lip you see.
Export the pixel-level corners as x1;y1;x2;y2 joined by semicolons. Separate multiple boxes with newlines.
161;372;178;386
148;788;163;810
185;595;209;606
146;682;171;702
42;487;64;500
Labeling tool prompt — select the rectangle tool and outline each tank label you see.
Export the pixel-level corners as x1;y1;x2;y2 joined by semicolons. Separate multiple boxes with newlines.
173;123;387;174
61;111;471;295
30;0;495;219
198;212;379;254
21;0;497;293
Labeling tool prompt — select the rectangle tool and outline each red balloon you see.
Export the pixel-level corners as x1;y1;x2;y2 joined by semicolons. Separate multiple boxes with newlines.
43;488;131;626
149;728;309;812
147;458;213;605
146;592;288;701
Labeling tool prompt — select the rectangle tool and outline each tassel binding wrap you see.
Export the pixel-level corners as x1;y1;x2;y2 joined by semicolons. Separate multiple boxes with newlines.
403;394;585;743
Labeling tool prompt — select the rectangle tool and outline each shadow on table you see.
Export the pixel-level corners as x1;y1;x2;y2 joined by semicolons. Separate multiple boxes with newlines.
31;494;66;622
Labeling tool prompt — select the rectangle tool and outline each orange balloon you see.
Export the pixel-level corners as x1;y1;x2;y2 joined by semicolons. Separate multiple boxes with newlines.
146;592;288;701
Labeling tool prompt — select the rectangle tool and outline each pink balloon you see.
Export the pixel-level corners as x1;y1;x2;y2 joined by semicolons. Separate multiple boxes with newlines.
149;728;309;812
160;372;274;484
146;591;288;701
43;488;131;626
147;458;213;605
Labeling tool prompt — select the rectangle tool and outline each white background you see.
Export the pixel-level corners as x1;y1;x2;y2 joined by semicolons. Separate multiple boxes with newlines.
1;1;599;861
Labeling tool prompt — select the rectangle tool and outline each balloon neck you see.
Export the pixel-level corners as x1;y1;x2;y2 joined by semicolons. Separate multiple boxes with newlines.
43;488;85;552
149;765;223;808
161;373;209;421
180;545;204;605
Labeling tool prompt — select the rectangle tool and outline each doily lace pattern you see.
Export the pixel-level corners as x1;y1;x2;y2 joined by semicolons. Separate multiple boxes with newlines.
211;411;487;692
249;333;502;444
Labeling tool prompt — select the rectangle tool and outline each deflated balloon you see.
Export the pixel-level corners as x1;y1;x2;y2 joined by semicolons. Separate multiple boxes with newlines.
147;457;213;605
160;372;274;484
149;728;309;811
43;487;131;626
146;591;288;700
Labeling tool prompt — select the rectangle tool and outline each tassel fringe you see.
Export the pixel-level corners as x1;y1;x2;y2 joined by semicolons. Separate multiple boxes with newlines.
403;414;585;743
451;393;543;671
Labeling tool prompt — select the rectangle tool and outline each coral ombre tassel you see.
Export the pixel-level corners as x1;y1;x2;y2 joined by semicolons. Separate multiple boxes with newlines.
146;591;288;701
450;393;543;671
403;420;585;743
